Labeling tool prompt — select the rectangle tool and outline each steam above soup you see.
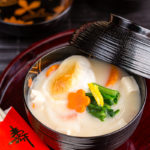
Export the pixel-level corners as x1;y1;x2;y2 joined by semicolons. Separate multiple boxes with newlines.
27;55;141;137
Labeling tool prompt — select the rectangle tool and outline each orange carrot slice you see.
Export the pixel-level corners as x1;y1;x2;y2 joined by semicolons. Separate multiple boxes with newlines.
32;103;35;109
46;64;59;77
105;65;120;87
67;89;90;113
28;77;32;88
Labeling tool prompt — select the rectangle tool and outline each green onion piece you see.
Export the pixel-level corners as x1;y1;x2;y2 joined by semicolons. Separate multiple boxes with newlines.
94;83;120;104
107;109;120;117
86;83;120;121
86;92;117;106
87;104;107;121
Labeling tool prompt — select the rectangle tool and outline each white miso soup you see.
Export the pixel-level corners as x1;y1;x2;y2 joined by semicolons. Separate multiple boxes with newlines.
28;55;141;137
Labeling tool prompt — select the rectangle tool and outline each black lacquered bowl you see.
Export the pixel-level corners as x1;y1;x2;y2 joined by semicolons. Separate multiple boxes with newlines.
24;45;147;150
0;0;73;36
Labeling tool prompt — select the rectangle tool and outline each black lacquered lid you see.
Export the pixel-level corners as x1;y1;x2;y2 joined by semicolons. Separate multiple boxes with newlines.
70;14;150;79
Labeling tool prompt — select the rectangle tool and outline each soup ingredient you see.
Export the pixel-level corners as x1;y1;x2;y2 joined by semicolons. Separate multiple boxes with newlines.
107;109;120;117
87;83;120;121
120;76;139;97
15;0;41;16
87;97;120;121
46;64;59;77
30;89;45;108
50;61;78;100
88;83;104;106
96;83;120;104
49;56;95;100
86;96;107;121
32;103;35;108
28;77;33;88
87;84;120;105
67;89;90;113
105;65;120;87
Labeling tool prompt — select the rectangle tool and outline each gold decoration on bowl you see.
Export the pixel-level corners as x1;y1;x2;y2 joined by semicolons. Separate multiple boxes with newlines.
29;59;42;74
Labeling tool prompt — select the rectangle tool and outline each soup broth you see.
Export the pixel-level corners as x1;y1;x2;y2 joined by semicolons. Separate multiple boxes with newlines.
28;55;141;137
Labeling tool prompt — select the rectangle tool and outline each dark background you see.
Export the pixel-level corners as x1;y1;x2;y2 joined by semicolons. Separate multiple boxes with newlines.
0;0;150;74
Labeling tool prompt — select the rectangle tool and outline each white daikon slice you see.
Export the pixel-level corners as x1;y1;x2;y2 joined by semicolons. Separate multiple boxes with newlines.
120;76;139;97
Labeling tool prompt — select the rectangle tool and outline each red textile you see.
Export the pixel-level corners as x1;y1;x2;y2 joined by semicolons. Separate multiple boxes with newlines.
0;107;49;150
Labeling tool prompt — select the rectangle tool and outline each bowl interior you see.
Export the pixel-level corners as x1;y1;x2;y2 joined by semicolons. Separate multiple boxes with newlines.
24;45;147;138
24;46;87;101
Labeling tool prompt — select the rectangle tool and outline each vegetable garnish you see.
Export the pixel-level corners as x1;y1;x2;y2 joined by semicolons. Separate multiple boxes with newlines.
28;77;32;88
88;83;104;106
87;99;120;121
105;65;120;87
94;83;120;104
67;89;91;113
46;64;59;77
32;103;36;109
86;83;120;121
107;109;120;117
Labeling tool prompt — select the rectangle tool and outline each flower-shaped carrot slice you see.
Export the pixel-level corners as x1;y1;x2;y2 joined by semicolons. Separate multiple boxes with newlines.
67;89;90;113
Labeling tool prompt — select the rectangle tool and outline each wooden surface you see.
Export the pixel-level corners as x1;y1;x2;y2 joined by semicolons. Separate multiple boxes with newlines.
0;0;150;74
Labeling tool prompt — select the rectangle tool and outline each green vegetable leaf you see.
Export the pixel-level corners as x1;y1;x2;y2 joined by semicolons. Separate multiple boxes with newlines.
86;83;120;121
107;109;120;117
94;83;120;105
87;104;107;121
